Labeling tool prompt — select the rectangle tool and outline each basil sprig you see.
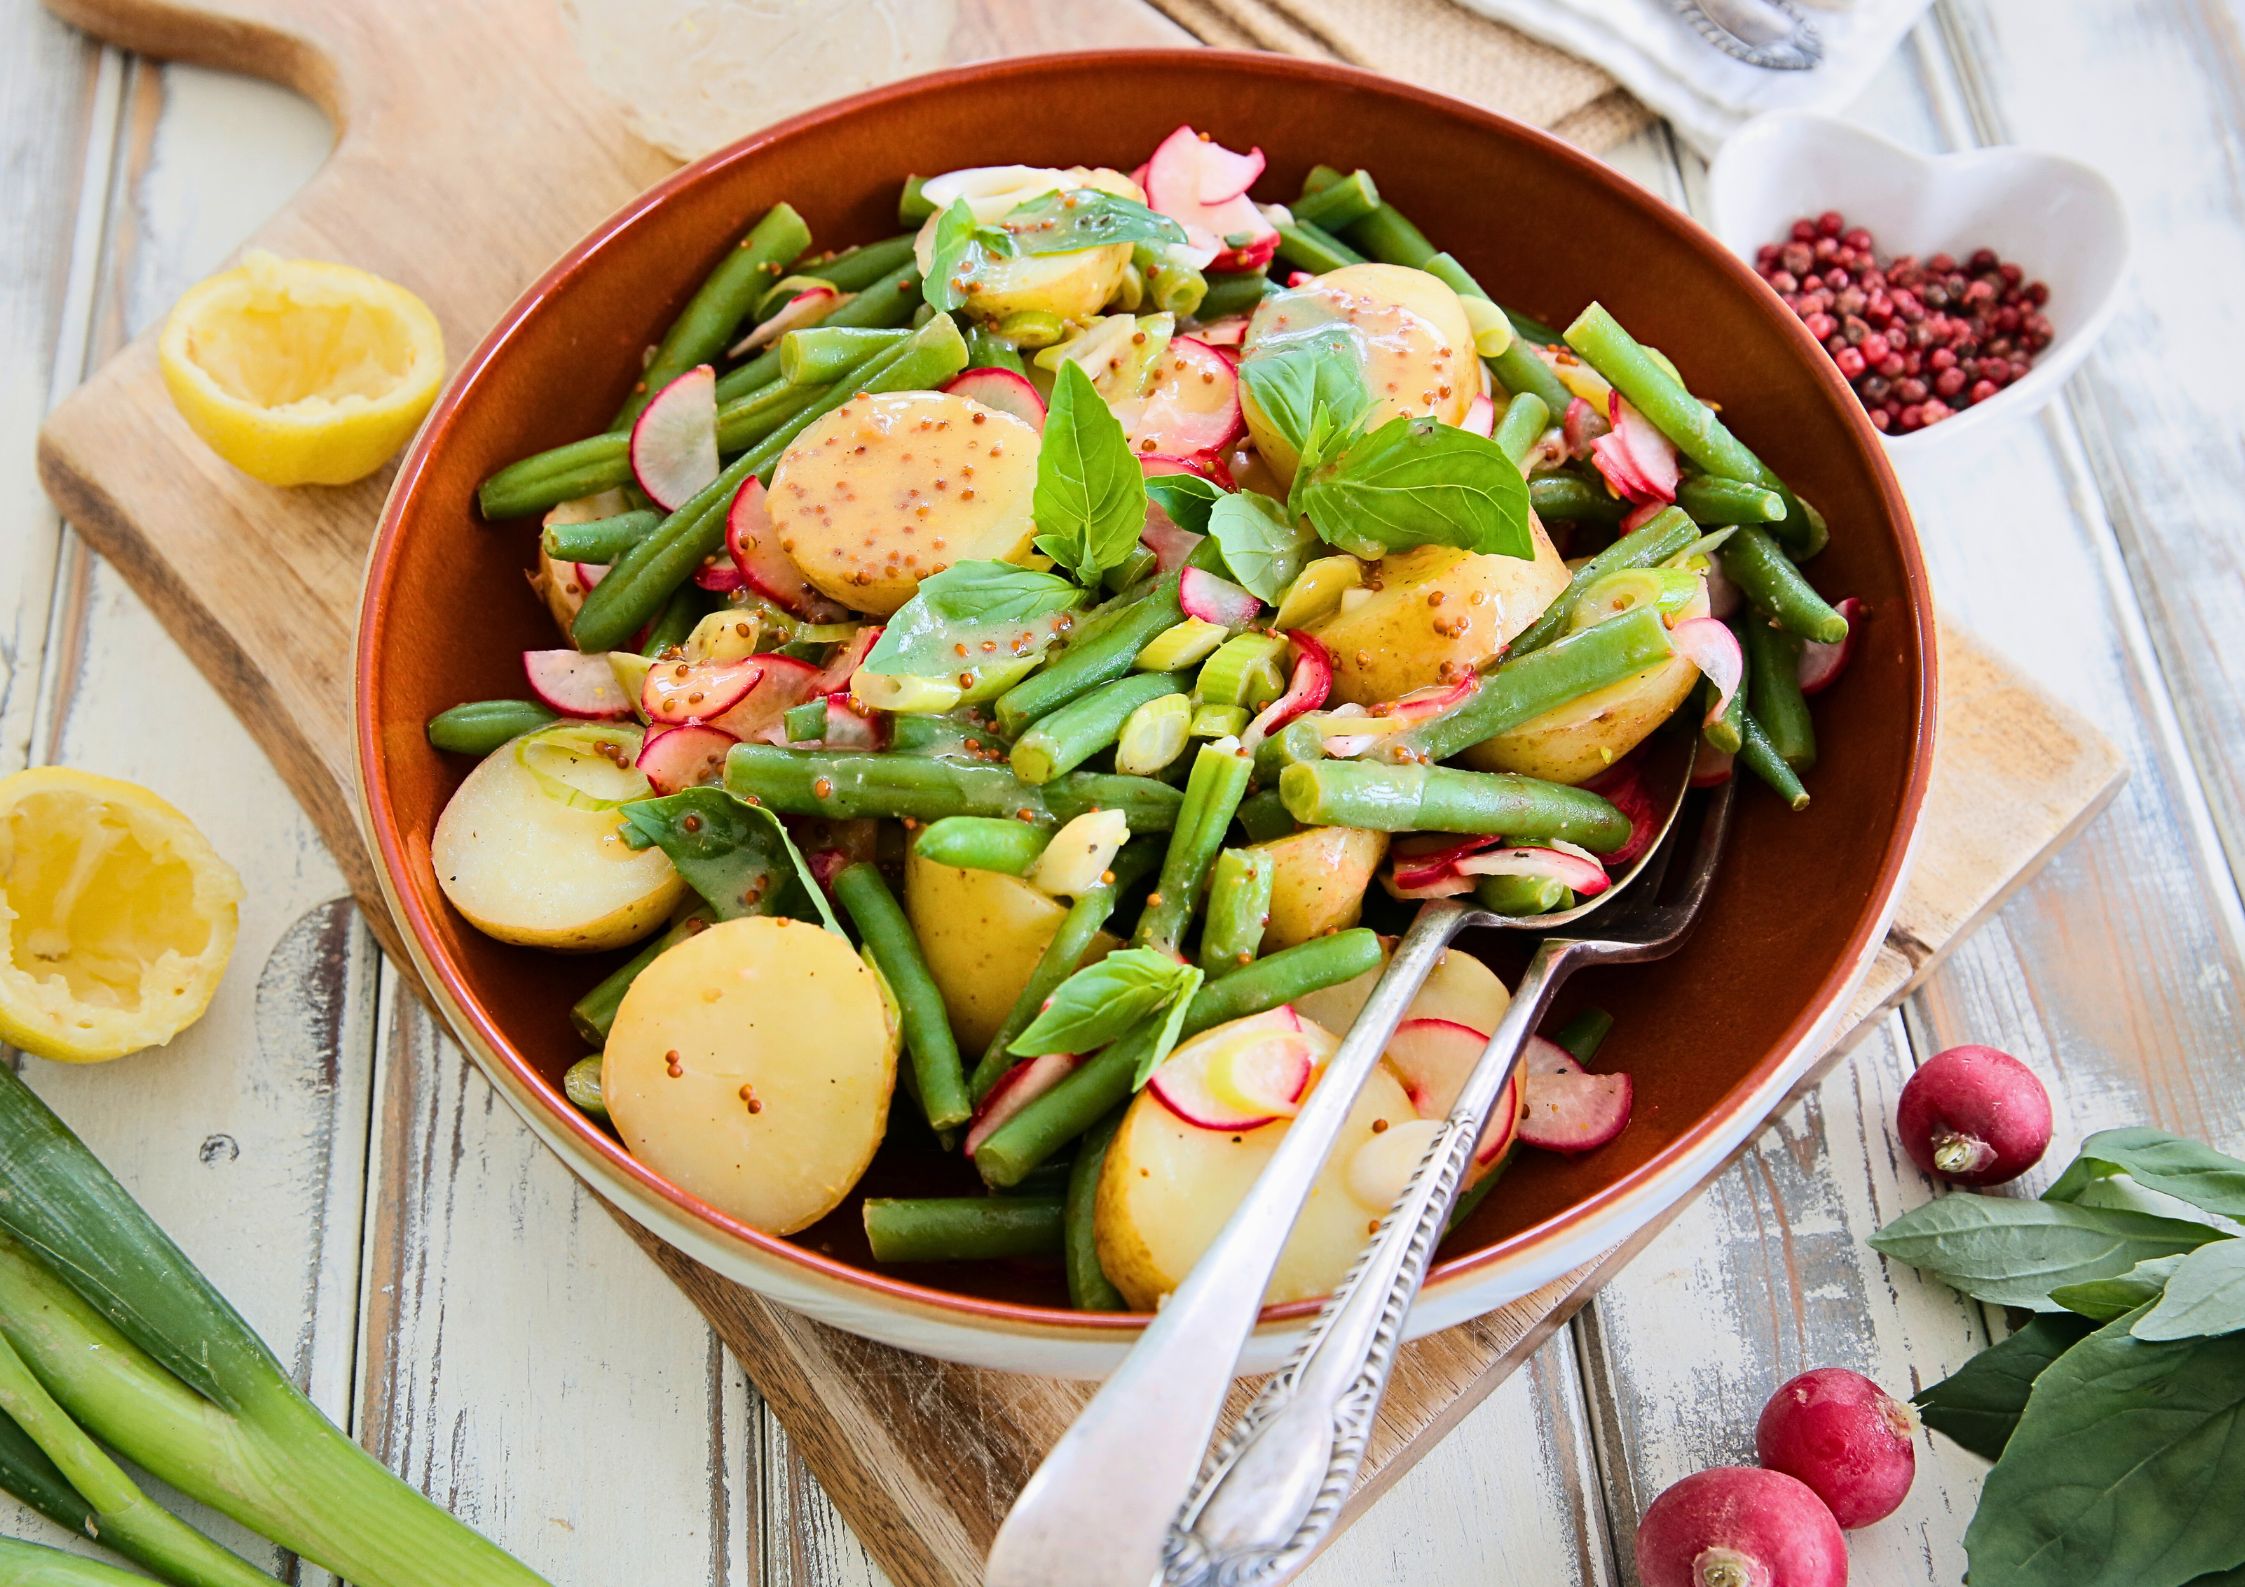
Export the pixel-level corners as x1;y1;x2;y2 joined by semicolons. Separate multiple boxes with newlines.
1009;946;1201;1058
1205;491;1317;604
1002;189;1187;255
922;198;1013;315
1033;361;1147;586
864;560;1083;681
620;787;839;931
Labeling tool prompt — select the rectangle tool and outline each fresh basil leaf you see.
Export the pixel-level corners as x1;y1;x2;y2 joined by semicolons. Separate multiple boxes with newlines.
620;788;839;931
1003;188;1187;255
1010;946;1197;1057
1914;1313;2095;1461
2136;1240;2245;1341
864;561;1084;680
1205;491;1317;604
1868;1194;2225;1310
2053;1254;2191;1323
2046;1128;2245;1221
1965;1308;2245;1587
1294;415;1534;562
1033;360;1147;586
1143;470;1227;537
1134;967;1205;1089
922;198;1015;315
1237;329;1369;461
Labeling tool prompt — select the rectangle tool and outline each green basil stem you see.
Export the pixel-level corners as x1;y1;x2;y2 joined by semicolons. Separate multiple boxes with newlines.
1563;302;1826;556
913;815;1051;875
1719;525;1850;645
974;930;1385;1188
1492;392;1551;471
425;698;558;756
861;1197;1064;1264
779;325;913;386
1744;617;1816;770
1010;672;1190;785
1197;847;1275;974
1065;1115;1129;1310
613;203;811;428
834;862;971;1131
1735;708;1812;811
1422;253;1574;418
993;576;1185;737
570;908;712;1045
1279;760;1630;849
1134;744;1253;955
723;743;1182;832
714;259;924;404
1504;508;1701;658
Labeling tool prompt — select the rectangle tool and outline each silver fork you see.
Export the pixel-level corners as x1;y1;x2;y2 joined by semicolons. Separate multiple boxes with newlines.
1669;0;1824;71
985;757;1735;1587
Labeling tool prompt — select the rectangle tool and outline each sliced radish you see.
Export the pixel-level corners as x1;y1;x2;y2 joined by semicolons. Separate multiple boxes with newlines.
636;723;736;794
642;653;766;725
693;556;746;593
1147;1006;1313;1131
710;655;825;743
1241;630;1333;753
1386;833;1502;896
815;689;887;750
1620;500;1666;533
1384;1018;1521;1165
1584;761;1659;869
1798;597;1865;695
1140;449;1236;489
1591;392;1679;505
1178;565;1260;628
1672;617;1743;727
1139;503;1207;573
1692;742;1736;787
811;626;880;696
1519;1037;1633;1153
1193;315;1251;349
727;286;843;358
575;561;609;592
725;476;849;622
1703;552;1743;620
1285;269;1315;289
965;1053;1083;1157
1197;141;1266;204
1381;866;1477;901
1115;336;1245;457
1141;126;1281;274
1461;394;1496;439
629;364;720;511
1455;840;1610;897
943;367;1047;433
1562;396;1607;460
524;649;633;719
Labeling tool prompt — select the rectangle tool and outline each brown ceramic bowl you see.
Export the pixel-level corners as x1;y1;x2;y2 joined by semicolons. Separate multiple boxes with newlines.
357;50;1933;1375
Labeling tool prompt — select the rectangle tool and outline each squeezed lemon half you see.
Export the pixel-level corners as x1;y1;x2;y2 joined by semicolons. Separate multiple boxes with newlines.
0;768;243;1063
158;249;445;486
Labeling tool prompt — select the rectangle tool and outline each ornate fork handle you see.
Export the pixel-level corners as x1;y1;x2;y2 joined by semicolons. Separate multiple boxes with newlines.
1162;939;1578;1587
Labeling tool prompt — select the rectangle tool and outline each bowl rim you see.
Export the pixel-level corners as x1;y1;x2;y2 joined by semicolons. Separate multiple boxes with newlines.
356;47;1938;1341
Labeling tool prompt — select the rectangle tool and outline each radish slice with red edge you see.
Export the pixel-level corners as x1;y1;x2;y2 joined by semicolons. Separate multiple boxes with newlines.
726;286;843;358
811;626;879;696
629;364;720;511
1178;565;1260;628
942;367;1047;433
574;562;609;592
725;476;849;622
709;656;824;743
1193;315;1250;349
1116;336;1245;457
1141;126;1280;273
965;1053;1084;1156
1461;394;1496;439
1285;269;1315;289
1562;396;1606;460
1383;1018;1521;1164
1608;392;1680;502
1703;551;1743;619
524;649;633;719
813;689;887;749
1691;742;1735;787
1146;1006;1315;1131
693;557;746;593
1518;1037;1633;1153
1140;449;1235;488
642;654;766;725
1798;598;1865;695
1196;141;1265;204
1139;507;1206;574
1241;630;1333;752
1584;760;1658;869
636;723;737;795
1454;841;1610;897
1620;500;1666;533
1671;617;1743;726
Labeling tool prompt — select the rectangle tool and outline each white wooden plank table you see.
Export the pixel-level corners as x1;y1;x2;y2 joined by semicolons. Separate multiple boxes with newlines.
4;4;2241;1583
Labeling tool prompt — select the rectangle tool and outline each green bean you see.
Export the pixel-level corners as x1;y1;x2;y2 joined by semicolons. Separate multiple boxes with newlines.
1563;303;1825;555
861;1196;1063;1263
1279;761;1630;850
897;175;937;225
714;260;925;404
1446;1151;1512;1232
966;324;1026;374
1196;270;1277;321
1475;874;1568;916
1341;198;1438;271
1135;745;1253;955
1065;1114;1128;1309
1744;618;1815;770
425;698;557;756
783;700;828;742
974;930;1385;1187
915;815;1050;875
799;232;918;293
1133;242;1208;318
1553;1007;1614;1064
1198;847;1274;974
1528;473;1628;525
1291;168;1381;233
1386;606;1676;765
639;585;705;657
780;325;912;385
613;203;811;428
1493;392;1551;471
994;576;1184;736
1102;544;1160;594
1010;672;1190;785
1275;220;1364;276
1423;253;1574;417
1505;507;1701;657
724;743;1183;831
1736;707;1811;810
1675;475;1787;525
542;509;660;564
569;909;713;1044
1704;668;1747;757
1234;787;1296;845
1719;526;1849;645
562;1055;608;1122
834;862;971;1131
573;317;967;652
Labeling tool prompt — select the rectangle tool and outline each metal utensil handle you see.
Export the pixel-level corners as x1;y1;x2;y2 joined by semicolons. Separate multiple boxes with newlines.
1162;939;1578;1587
983;901;1472;1587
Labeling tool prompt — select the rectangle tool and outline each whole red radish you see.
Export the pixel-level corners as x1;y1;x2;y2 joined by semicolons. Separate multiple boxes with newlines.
1635;1466;1847;1587
1755;1368;1916;1528
1896;1044;2052;1186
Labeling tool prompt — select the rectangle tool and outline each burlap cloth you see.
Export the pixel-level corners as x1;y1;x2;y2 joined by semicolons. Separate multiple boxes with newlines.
1148;0;1649;151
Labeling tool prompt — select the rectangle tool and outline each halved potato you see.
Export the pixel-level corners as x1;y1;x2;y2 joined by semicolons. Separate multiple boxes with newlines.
769;389;1040;616
1293;940;1512;1039
1307;522;1572;706
530;488;632;636
1096;1015;1417;1309
904;847;1115;1053
604;916;896;1234
430;732;684;951
1251;825;1389;951
912;166;1143;326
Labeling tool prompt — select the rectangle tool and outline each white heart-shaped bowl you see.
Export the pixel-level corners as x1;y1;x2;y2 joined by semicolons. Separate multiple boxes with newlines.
1707;110;2130;462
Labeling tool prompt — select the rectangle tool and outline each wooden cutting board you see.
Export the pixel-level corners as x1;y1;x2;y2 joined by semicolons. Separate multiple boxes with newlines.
33;3;2125;1584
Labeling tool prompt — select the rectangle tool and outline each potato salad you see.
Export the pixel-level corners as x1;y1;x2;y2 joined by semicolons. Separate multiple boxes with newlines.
433;128;1857;1309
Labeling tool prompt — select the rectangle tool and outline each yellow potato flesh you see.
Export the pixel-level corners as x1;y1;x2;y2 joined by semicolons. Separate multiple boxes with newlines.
1307;521;1572;706
1248;824;1389;952
430;740;684;952
1293;942;1512;1041
604;916;896;1236
904;847;1114;1054
1239;264;1479;482
769;390;1039;617
912;167;1142;326
1096;1028;1417;1309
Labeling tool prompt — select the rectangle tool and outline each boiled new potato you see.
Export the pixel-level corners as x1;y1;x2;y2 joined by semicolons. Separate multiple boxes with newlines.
431;730;684;951
604;916;896;1235
904;847;1116;1053
530;488;632;635
1308;524;1572;706
1239;263;1479;481
912;165;1144;325
769;390;1039;617
1096;1016;1418;1308
1251;825;1389;950
1459;584;1711;784
1294;940;1511;1039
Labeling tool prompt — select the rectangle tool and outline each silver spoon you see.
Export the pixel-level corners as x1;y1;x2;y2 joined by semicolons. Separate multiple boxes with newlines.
1670;0;1824;71
985;744;1735;1587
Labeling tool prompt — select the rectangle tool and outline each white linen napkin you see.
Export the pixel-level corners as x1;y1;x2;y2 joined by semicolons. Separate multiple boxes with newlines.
1446;0;1933;153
